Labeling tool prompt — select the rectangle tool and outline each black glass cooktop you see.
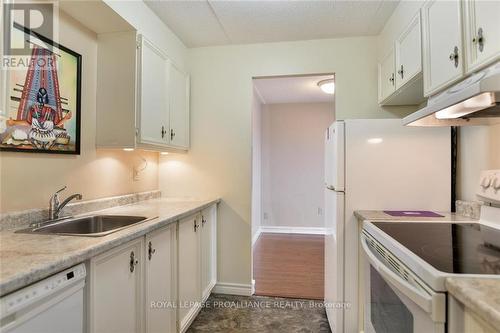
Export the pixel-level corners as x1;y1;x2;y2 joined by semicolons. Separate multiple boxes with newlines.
372;222;500;275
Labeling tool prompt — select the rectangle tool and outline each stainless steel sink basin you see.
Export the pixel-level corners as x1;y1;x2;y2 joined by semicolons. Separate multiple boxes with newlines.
18;215;157;236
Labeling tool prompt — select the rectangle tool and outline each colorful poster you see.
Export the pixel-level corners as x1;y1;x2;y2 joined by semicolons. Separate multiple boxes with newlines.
1;24;81;154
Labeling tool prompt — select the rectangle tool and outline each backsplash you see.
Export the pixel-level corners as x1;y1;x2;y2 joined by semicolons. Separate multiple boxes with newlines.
0;190;161;231
456;200;482;220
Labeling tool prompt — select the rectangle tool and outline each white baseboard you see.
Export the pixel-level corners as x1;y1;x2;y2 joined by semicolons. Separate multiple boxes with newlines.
180;304;201;333
202;280;217;302
259;226;327;235
213;282;253;296
252;227;262;246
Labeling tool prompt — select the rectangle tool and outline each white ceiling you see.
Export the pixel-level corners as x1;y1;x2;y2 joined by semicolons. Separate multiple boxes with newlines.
144;0;400;48
253;74;334;104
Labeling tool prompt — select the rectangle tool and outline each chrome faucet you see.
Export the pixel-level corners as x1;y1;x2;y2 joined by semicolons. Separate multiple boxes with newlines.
49;186;83;220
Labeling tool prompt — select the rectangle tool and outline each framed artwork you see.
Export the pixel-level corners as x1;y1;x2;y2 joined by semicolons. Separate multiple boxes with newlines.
0;23;81;154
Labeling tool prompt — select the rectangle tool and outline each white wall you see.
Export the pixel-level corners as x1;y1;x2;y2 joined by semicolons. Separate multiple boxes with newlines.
251;88;263;242
261;103;333;229
158;36;410;288
458;124;500;201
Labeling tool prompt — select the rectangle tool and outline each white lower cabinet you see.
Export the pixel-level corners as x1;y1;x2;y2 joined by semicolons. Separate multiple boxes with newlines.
178;214;201;332
89;238;144;333
145;225;177;333
178;204;218;333
200;205;217;301
88;204;217;333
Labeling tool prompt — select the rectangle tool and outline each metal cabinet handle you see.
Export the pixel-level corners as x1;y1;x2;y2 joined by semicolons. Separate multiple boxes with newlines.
388;73;395;85
397;65;404;79
449;46;459;68
472;27;484;52
161;126;167;139
148;241;156;261
130;251;139;272
170;129;176;141
194;219;199;232
201;216;206;227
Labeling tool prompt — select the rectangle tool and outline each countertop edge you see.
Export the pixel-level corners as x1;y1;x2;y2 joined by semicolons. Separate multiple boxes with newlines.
445;277;500;329
0;198;221;296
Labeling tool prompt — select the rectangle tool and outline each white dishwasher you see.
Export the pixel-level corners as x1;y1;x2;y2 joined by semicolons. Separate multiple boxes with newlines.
0;263;86;333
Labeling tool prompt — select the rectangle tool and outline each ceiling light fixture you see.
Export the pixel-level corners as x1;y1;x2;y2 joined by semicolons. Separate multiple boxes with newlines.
318;79;335;94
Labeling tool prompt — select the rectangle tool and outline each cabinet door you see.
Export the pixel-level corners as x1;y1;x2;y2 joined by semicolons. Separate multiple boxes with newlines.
145;225;176;333
178;214;201;331
378;49;396;102
138;35;170;146
395;13;422;89
422;0;464;96
201;205;217;301
464;0;500;73
169;64;190;149
90;238;143;333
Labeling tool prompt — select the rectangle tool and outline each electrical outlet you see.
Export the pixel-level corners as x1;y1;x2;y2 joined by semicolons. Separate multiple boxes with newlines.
133;168;140;181
263;212;268;220
318;207;323;216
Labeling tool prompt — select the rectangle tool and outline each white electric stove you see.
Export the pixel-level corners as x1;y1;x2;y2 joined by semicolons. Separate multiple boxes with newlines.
360;170;500;333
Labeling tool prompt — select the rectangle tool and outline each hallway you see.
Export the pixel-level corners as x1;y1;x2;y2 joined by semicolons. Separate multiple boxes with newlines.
253;233;325;300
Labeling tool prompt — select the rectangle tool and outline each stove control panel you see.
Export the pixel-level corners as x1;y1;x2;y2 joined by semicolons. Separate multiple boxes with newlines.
477;169;500;204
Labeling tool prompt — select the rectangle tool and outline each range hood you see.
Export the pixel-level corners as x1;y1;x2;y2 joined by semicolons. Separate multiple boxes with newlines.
403;61;500;126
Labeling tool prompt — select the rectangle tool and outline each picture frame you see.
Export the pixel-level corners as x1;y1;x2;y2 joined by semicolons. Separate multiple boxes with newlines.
0;23;82;155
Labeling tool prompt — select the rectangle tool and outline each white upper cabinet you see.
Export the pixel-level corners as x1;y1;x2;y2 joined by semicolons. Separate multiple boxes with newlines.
378;49;396;103
422;0;464;96
378;12;424;106
96;33;190;152
168;64;190;149
463;0;500;73
137;35;170;147
395;13;422;89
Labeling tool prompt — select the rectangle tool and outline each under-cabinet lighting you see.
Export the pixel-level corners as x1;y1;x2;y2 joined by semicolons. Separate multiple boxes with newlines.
161;152;169;155
123;148;134;151
435;92;495;119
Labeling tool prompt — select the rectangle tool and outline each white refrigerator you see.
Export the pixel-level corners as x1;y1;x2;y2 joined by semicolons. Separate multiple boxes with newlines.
324;119;452;333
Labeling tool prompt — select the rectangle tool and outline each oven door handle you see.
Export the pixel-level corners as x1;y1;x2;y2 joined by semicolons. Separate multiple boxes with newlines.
361;233;433;314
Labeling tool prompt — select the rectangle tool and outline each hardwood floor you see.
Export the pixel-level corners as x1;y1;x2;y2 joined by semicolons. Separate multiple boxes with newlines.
253;233;325;300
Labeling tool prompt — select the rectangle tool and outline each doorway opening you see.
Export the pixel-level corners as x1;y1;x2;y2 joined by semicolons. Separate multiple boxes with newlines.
251;74;335;300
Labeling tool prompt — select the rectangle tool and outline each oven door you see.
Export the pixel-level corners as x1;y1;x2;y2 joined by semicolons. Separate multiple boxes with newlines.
361;232;446;333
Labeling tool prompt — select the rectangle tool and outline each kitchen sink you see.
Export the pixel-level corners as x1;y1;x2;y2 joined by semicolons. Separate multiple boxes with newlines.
18;215;157;237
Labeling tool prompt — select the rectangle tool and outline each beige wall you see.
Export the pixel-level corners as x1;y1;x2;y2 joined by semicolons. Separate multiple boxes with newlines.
104;0;187;71
251;88;263;241
158;36;411;287
457;124;500;202
0;12;159;213
261;102;333;229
